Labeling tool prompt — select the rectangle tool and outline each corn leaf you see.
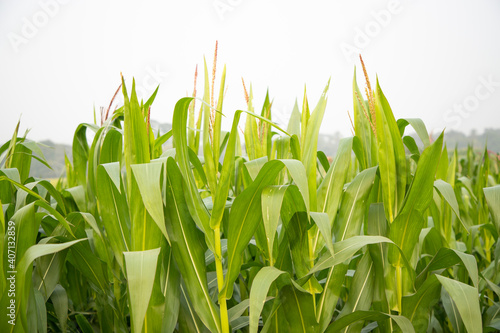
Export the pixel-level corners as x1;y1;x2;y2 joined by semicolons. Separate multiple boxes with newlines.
164;158;221;333
124;248;161;333
436;275;482;333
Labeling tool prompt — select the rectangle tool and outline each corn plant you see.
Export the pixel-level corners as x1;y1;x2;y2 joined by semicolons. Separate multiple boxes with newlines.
1;51;499;333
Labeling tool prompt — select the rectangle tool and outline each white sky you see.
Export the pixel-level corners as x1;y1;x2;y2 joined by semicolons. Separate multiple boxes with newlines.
1;0;500;144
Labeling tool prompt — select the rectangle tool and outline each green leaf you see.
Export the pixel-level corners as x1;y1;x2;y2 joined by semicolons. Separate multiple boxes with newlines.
244;85;262;160
178;284;207;333
144;85;159;112
65;185;86;212
309;236;409;275
249;266;288;333
129;162;163;252
280;188;310;278
316;137;352;220
20;241;87;282
352;135;367;170
7;203;38;270
441;282;463;333
436;275;481;333
333;166;377;242
122;76;150;196
279;285;319;333
231;316;250;331
96;163;131;269
389;132;444;266
366;203;392;333
32;288;47;333
325;310;415;333
124;248;161;333
311;212;334;257
248;266;310;333
415;248;478;289
261;185;287;263
162;246;181;333
287;100;301;137
375;80;407;220
50;284;68;332
72;123;99;188
131;163;169;242
76;314;95;333
154;129;173;151
0;177;75;237
402;274;441;333
99;127;123;165
0;239;85;333
316;235;397;332
375;96;397;222
336;252;375;332
403;136;420;160
165;158;221;333
172;97;214;250
228;299;251;323
67;241;109;293
397;118;430;148
434;179;468;232
245;157;268;181
302;80;330;211
352;70;373;170
484;185;500;233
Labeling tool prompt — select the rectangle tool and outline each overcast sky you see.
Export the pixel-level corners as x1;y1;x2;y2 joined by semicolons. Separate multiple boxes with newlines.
1;0;499;144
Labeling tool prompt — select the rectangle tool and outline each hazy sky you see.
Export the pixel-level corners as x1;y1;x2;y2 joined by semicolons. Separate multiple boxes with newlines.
1;0;500;144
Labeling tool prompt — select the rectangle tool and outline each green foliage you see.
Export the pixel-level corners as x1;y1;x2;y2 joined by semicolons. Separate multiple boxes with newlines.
1;54;499;333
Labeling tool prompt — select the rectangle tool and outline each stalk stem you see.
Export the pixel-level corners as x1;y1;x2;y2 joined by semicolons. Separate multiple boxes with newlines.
268;241;274;267
219;296;229;333
214;225;230;333
396;266;403;313
308;230;317;313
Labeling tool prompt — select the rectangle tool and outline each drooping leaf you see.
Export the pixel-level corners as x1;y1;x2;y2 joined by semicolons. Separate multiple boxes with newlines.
436;275;482;333
131;162;169;242
402;274;441;333
124;248;161;333
434;179;467;231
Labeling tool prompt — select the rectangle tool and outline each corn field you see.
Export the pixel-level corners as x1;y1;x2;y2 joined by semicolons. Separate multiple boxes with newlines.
1;54;500;333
